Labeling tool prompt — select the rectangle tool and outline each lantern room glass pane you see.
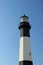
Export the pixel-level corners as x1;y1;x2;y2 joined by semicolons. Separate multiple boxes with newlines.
21;17;28;22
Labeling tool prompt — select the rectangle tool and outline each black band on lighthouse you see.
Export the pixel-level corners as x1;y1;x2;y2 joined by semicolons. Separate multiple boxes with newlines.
20;28;30;37
19;61;33;65
18;22;31;37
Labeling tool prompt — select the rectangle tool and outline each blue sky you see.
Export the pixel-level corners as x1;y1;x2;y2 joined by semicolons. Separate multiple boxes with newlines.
0;0;43;65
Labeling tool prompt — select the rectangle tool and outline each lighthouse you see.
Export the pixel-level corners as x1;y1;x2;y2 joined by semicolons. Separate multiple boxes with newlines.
18;15;33;65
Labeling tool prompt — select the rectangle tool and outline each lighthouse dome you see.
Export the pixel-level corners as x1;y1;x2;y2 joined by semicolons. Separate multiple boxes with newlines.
20;15;29;22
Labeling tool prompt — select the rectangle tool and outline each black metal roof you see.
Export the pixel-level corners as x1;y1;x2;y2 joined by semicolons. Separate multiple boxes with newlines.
20;15;28;18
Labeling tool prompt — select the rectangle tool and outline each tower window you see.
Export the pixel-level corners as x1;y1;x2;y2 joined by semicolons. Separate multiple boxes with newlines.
29;52;31;56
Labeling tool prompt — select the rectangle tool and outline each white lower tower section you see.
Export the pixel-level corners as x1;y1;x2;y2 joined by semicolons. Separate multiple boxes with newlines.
19;37;32;61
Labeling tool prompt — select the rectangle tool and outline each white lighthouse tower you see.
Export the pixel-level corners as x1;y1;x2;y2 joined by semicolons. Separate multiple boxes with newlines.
18;15;33;65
